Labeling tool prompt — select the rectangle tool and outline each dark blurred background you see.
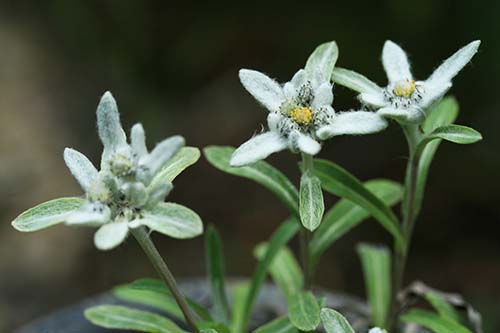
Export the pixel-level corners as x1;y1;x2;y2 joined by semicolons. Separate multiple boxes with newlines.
1;1;499;331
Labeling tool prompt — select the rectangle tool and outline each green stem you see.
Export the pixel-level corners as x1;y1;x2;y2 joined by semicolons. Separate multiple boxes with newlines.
300;153;314;290
388;124;421;332
131;227;199;333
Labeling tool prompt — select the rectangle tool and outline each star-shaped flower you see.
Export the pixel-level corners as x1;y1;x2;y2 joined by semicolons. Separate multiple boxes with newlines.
12;92;203;250
354;40;480;123
230;42;387;167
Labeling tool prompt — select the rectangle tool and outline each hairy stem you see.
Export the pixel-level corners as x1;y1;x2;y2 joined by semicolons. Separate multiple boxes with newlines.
131;227;199;332
388;124;421;332
300;153;315;290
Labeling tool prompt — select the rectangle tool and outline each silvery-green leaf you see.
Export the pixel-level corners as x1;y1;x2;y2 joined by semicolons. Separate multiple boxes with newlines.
331;67;383;95
131;202;203;239
97;91;127;166
230;132;288;167
359;92;387;108
299;170;324;231
94;221;129;250
66;202;111;227
418;125;482;150
357;243;391;328
419;81;452;109
427;40;480;86
312;82;334;108
148;147;200;191
255;316;298;333
368;327;387;333
131;123;148;158
139;135;185;180
145;182;174;209
239;69;285;113
305;41;339;84
12;197;85;232
63;148;98;192
382;41;413;83
85;305;187;333
254;244;303;303
320;308;354;333
289;291;321;331
316;111;387;140
377;106;425;124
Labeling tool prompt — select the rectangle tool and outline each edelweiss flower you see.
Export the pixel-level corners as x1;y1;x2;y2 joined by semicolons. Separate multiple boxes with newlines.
230;43;387;167
359;40;480;123
13;92;203;250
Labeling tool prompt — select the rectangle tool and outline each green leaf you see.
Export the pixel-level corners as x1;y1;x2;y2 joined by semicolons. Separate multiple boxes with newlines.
357;243;391;328
289;291;321;331
425;292;461;323
254;316;298;333
12;197;85;232
320;308;355;333
239;218;301;333
84;305;187;333
148;147;200;190
422;97;459;133
401;309;472;333
419;125;482;150
136;202;203;239
312;159;405;252
254;244;303;303
305;41;339;83
201;330;219;333
331;67;383;95
231;282;251;333
309;179;403;266
205;225;231;323
299;171;324;231
416;97;459;214
204;146;299;217
114;278;211;321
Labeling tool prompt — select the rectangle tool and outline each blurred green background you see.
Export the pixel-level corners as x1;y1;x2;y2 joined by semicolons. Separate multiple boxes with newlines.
1;0;499;331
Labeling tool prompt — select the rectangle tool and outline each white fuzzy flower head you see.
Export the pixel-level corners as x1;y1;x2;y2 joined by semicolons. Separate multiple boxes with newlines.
230;41;387;167
63;92;186;250
359;40;480;124
368;328;388;333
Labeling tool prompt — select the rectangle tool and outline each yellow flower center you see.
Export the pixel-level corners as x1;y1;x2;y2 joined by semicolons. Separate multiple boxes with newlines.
290;107;313;125
393;79;416;98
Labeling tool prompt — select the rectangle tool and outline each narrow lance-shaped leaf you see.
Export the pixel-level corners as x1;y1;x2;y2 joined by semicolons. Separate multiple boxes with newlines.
85;305;188;333
205;225;231;323
254;244;303;303
12;197;85;232
309;179;403;266
305;41;339;83
255;316;298;333
417;125;482;155
299;170;325;231
401;309;472;333
131;202;203;239
331;67;383;95
416;97;459;215
311;159;405;252
425;291;462;323
231;282;251;333
148;147;200;191
238;218;300;333
204;146;299;217
320;308;355;333
357;244;391;328
289;291;321;331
